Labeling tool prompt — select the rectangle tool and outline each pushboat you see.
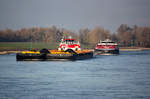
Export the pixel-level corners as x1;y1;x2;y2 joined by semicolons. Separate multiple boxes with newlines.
94;39;119;55
16;37;93;61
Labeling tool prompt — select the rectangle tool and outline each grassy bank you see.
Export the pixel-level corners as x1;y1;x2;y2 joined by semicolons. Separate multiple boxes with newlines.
0;42;150;52
0;42;59;51
0;42;95;51
0;42;94;54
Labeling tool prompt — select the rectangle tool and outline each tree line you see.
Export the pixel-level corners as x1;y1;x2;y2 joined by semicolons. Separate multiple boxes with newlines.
0;24;150;47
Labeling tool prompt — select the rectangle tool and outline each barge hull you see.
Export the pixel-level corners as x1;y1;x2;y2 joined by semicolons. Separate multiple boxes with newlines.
16;52;93;61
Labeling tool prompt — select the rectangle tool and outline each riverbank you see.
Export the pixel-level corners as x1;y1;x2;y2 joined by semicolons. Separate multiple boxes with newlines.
0;47;150;55
0;51;21;55
0;42;58;51
1;42;150;54
119;47;150;51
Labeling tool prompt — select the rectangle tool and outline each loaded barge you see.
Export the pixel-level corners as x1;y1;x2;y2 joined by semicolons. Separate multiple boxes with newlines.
16;37;93;61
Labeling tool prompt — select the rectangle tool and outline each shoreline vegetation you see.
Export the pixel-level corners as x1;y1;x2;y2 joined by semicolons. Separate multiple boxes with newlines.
0;24;150;54
0;24;150;48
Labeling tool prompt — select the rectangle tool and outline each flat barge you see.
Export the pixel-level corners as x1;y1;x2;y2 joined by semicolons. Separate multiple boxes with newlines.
16;49;93;61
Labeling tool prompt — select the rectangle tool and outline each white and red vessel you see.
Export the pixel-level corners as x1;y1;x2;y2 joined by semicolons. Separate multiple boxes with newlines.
94;39;119;55
58;37;81;51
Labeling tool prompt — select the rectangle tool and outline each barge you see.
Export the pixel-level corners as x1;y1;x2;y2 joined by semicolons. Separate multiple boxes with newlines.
16;49;93;61
16;37;93;61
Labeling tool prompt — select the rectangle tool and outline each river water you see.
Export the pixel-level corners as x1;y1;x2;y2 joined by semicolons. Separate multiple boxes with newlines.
0;51;150;99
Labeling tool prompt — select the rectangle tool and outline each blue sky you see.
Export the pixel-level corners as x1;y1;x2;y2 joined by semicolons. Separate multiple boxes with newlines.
0;0;150;33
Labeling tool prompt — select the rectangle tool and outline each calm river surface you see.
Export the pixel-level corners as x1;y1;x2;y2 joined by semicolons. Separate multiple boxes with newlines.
0;51;150;99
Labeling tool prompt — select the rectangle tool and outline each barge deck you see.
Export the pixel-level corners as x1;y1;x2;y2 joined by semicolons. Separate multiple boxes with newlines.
16;49;93;61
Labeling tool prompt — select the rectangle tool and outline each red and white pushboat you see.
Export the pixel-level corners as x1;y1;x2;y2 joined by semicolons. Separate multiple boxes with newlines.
94;39;119;55
58;37;81;51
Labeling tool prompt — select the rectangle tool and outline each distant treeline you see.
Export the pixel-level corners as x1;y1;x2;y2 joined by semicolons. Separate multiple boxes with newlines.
0;24;150;47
